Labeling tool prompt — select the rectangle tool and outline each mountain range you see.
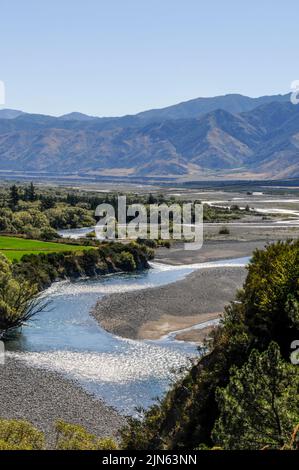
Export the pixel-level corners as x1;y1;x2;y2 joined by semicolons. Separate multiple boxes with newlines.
0;92;298;180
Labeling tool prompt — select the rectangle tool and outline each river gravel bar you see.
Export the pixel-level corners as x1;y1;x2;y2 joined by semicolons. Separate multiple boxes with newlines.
0;356;125;448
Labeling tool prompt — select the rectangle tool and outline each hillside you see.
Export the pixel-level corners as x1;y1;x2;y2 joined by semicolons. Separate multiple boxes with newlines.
135;92;290;122
0;94;298;179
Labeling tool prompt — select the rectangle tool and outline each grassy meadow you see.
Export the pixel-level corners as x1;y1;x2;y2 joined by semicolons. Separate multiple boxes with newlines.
0;235;92;261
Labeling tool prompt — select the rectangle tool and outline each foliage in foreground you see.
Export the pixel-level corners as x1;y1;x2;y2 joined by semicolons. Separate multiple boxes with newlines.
0;419;117;450
0;419;44;450
212;342;299;449
121;240;299;450
55;421;117;450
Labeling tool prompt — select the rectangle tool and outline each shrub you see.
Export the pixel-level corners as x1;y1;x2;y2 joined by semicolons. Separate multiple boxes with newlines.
136;238;157;249
219;226;230;235
55;421;118;450
158;240;171;248
0;419;118;450
0;419;44;450
116;251;136;271
40;227;59;241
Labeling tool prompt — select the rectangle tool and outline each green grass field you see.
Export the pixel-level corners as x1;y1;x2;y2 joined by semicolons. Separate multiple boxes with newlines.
0;236;93;261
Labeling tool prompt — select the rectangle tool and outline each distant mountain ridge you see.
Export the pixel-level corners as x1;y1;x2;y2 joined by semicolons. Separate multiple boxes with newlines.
0;93;290;123
0;109;24;119
134;93;290;122
58;112;99;121
0;93;298;179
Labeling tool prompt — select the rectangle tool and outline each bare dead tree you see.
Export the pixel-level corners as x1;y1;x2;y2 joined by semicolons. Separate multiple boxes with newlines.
0;295;51;340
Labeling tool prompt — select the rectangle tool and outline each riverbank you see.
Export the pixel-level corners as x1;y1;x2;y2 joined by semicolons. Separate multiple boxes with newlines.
12;241;152;291
0;356;125;448
140;312;221;342
91;239;266;342
154;239;267;265
92;265;247;341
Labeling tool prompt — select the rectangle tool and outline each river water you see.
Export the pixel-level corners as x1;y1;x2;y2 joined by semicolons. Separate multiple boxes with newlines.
6;257;248;416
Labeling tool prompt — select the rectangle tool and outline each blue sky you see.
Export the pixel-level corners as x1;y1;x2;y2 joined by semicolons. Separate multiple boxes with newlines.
0;0;298;116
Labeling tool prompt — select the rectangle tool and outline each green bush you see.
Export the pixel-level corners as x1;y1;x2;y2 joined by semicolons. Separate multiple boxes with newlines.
0;419;44;450
116;251;137;271
0;419;118;450
242;240;299;356
55;421;118;450
212;343;299;449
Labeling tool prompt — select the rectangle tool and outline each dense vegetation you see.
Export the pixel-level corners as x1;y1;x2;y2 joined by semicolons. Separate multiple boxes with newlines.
0;183;98;239
213;343;299;449
12;241;152;290
0;183;254;242
121;241;299;450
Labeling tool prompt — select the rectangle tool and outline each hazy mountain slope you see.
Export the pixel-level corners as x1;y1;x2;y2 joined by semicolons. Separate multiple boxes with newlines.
58;112;99;121
0;109;24;119
0;93;289;124
246;103;299;177
0;96;298;178
135;93;290;122
0;110;261;175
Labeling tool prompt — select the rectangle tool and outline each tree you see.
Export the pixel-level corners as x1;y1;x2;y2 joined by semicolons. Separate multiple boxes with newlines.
24;182;36;202
242;240;299;357
0;419;117;450
40;194;55;210
23;182;35;201
212;343;299;449
55;421;117;450
147;193;157;204
0;254;48;338
40;227;59;241
9;185;19;208
0;419;44;450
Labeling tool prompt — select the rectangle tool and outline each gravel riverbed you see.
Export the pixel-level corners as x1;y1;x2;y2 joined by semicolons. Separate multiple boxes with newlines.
0;356;125;448
92;266;247;340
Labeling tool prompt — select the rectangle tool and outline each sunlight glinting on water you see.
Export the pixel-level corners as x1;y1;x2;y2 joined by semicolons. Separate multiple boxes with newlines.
8;259;248;413
8;344;190;384
44;278;158;297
